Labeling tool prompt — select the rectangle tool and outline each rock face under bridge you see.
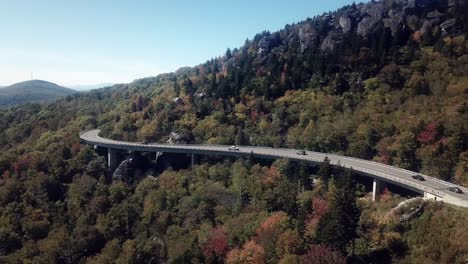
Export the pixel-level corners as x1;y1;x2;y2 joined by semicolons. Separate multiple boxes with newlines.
111;154;151;183
111;152;193;183
112;158;141;183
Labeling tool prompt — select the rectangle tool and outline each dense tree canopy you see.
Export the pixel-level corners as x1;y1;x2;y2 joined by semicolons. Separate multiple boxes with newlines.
1;0;468;262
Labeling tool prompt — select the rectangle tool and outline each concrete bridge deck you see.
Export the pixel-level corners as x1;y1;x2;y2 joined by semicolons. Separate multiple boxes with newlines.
80;129;468;208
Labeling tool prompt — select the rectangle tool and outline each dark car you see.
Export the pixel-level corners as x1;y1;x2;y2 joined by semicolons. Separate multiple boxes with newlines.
296;150;307;155
412;174;425;181
140;140;148;145
448;187;463;194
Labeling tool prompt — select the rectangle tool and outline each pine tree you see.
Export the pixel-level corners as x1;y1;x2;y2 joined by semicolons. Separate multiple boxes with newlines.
318;156;332;187
316;169;360;254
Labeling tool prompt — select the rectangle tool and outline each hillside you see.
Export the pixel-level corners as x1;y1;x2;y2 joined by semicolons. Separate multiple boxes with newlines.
0;80;76;108
0;0;467;262
92;0;467;184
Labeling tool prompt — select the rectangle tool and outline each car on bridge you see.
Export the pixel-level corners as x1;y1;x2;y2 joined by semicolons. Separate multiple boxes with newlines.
296;150;307;155
449;187;463;194
412;174;425;181
228;145;239;151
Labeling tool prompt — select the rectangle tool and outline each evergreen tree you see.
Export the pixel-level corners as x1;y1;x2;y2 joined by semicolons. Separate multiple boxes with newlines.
318;156;332;187
173;78;180;97
316;169;360;254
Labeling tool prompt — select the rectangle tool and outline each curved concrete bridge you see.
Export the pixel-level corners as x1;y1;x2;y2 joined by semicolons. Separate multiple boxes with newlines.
80;129;468;208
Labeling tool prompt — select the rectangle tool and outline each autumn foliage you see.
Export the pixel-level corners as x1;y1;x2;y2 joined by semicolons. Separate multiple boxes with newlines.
201;226;229;259
226;241;266;264
0;0;467;262
305;197;328;239
417;122;438;144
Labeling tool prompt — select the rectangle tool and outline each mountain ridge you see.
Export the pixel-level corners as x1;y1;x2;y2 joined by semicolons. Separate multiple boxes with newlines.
126;0;467;99
0;79;76;108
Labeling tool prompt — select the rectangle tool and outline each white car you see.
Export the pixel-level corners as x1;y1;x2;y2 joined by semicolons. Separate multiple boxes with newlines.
228;145;239;151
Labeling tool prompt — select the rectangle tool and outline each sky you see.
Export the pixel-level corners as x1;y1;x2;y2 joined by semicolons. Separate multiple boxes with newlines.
0;0;358;87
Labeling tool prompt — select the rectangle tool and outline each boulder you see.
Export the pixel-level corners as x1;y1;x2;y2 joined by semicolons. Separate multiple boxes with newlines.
420;20;433;35
447;0;457;7
405;15;420;31
383;10;405;36
320;32;339;51
167;131;182;144
357;17;380;36
172;97;184;105
298;23;318;52
167;131;191;144
112;158;136;183
367;2;385;19
407;0;416;8
339;15;352;33
257;36;275;55
426;10;442;19
440;18;456;33
391;197;424;220
195;92;206;98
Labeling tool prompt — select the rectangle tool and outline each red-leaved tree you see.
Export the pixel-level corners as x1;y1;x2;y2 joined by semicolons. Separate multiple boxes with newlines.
304;197;329;239
201;226;229;260
255;212;290;261
261;165;282;185
417;122;438;144
226;240;265;264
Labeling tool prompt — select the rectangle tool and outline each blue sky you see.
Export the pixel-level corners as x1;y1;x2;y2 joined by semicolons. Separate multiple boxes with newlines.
0;0;358;87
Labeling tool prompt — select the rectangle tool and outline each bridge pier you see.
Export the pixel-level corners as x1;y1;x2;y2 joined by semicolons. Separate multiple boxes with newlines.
155;152;162;163
108;148;118;171
372;178;384;201
191;153;196;167
424;191;440;201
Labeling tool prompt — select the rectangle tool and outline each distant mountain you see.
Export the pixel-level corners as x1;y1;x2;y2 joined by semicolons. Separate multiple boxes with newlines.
69;83;115;91
0;80;76;108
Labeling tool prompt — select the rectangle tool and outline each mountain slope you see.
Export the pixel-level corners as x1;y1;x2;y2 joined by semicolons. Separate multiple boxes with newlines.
0;80;76;108
0;0;467;262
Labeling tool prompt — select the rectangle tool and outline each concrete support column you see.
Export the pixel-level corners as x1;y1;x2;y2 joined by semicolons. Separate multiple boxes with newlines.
191;153;196;168
155;152;162;162
424;192;439;201
372;178;382;202
108;148;118;171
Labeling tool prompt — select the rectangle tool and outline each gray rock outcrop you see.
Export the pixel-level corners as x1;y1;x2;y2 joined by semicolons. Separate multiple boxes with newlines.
357;17;380;36
298;23;318;52
321;32;339;51
339;15;352;33
113;158;137;183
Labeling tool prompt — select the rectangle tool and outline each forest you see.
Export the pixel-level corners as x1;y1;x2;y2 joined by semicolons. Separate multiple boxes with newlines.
1;0;468;262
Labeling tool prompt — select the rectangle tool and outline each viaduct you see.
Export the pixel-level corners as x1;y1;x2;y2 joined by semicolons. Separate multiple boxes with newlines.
80;129;468;208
